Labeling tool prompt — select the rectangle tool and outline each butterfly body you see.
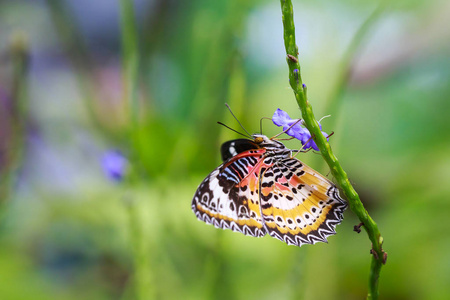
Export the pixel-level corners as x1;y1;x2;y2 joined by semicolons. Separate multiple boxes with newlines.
192;134;347;247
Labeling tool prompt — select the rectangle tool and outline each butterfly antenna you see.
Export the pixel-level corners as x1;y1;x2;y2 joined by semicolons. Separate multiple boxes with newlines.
225;103;252;137
217;122;251;138
270;119;303;139
291;131;335;158
259;117;271;134
292;136;313;158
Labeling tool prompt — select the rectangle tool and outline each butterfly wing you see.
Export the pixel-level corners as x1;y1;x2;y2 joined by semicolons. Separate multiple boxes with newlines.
259;155;347;246
192;149;268;238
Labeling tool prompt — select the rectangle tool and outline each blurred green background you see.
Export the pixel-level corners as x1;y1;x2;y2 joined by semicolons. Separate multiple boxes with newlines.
1;0;450;299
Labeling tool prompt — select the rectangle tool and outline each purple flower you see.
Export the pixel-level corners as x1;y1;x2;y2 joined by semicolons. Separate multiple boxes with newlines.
272;108;328;151
101;150;128;182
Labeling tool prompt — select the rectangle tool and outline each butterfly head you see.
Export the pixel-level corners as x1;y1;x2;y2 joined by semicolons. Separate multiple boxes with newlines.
252;134;285;149
221;134;286;162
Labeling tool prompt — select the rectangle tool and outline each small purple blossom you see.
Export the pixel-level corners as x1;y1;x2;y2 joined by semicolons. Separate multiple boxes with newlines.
272;108;328;151
101;150;128;182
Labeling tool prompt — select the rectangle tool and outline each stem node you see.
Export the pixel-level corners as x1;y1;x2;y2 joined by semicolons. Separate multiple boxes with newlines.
354;222;364;233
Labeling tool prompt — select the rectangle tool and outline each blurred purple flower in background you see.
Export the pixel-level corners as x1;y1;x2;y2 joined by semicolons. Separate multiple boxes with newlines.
272;108;328;151
101;150;128;182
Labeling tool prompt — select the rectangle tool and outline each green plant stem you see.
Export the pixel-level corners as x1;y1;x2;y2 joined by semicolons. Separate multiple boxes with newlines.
119;0;140;132
124;195;154;300
0;33;29;207
118;1;152;299
45;0;114;139
324;4;384;120
119;0;142;181
279;1;385;299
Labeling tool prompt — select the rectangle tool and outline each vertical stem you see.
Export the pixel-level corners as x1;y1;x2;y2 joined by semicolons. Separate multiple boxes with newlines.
368;256;382;300
119;1;150;299
125;196;154;300
279;1;386;299
45;0;112;138
324;4;384;120
0;33;30;207
119;0;140;132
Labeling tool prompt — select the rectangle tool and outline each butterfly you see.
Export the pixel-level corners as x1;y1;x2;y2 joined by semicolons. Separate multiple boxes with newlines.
192;134;347;247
